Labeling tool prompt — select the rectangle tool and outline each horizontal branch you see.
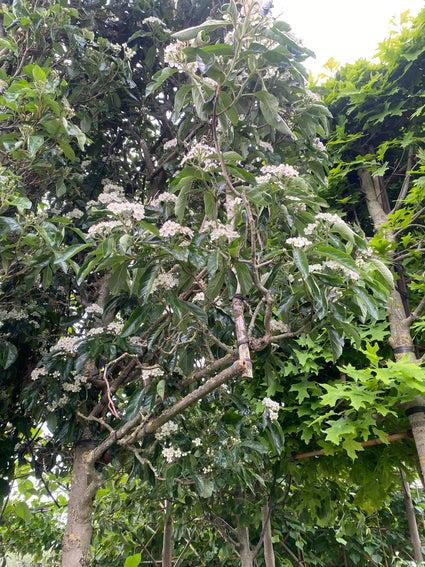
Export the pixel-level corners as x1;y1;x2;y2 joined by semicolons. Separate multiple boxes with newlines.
291;431;413;461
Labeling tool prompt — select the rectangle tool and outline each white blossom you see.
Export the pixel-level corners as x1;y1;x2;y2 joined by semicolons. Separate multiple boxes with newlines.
181;143;215;166
286;237;312;248
155;420;178;441
142;366;165;382
262;397;281;421
192;437;202;446
270;319;289;333
159;220;193;238
88;220;122;235
85;303;103;316
51;336;80;354
151;272;178;292
164;138;178;150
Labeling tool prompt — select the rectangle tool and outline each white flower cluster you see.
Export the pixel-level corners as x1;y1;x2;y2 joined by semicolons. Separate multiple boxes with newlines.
286;236;312;248
258;140;274;153
159;220;194;239
262;397;280;421
260;163;299;179
192;292;205;302
306;90;322;102
87;328;103;336
202;76;218;89
192;437;202;447
88;220;122;236
107;321;124;334
142;366;165;382
107;201;145;221
51;336;80;354
313;138;326;152
151;272;179;293
181;143;215;166
66;208;84;219
1;308;29;321
155;420;178;441
163;138;178;150
85;303;103;316
310;260;359;281
270;319;289;333
143;16;166;26
164;41;197;73
162;445;188;463
150;192;178;206
47;394;69;413
31;366;47;381
201;221;239;241
62;373;89;393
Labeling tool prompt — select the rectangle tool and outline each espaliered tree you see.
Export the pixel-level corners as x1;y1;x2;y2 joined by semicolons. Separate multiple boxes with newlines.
322;7;425;561
1;1;419;566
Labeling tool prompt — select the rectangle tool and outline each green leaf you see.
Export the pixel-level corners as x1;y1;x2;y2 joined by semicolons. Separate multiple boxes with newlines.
15;501;31;523
0;341;18;370
59;139;75;161
27;135;44;157
172;20;228;41
326;326;344;361
234;263;253;296
256;91;292;136
124;553;141;567
146;67;177;97
316;246;359;273
164;290;187;320
224;268;237;297
181;300;208;323
157;379;165;400
32;65;46;82
134;264;160;299
120;306;148;338
109;262;129;295
292;249;309;280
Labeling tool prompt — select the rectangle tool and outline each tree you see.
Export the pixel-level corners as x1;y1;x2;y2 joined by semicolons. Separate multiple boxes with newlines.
0;1;405;566
322;6;425;562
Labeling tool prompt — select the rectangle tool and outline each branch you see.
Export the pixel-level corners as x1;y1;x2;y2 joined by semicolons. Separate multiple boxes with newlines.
406;293;425;324
391;145;414;214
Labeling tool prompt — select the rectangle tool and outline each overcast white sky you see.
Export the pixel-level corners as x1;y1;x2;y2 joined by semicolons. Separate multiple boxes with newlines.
273;0;425;75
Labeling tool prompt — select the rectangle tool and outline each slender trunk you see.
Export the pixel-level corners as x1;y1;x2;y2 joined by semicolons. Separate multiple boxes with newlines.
162;500;173;567
359;168;425;480
261;505;275;567
400;469;424;562
62;440;99;567
237;519;253;567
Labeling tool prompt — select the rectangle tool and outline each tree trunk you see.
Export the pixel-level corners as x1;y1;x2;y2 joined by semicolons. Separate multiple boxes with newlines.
359;168;425;480
62;440;100;567
400;469;424;562
162;500;173;567
237;519;253;567
261;505;275;567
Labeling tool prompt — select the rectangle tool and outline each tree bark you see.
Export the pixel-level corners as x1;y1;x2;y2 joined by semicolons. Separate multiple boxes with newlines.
62;440;100;567
400;469;424;562
237;519;253;567
261;505;275;567
162;500;173;567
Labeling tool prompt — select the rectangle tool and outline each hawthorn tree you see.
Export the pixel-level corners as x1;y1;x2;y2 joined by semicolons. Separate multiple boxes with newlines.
1;1;419;566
